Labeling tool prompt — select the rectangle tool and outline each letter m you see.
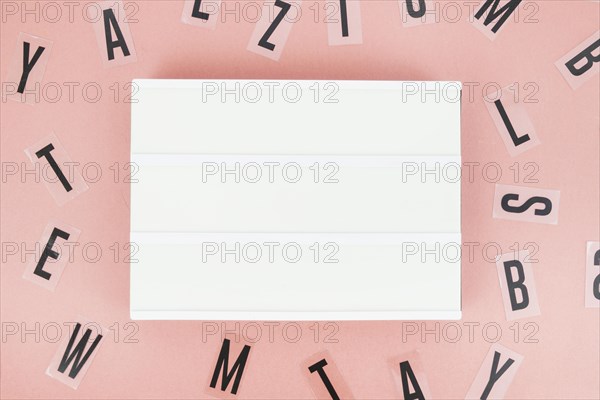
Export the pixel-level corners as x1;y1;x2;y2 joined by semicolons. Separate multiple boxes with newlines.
209;338;251;395
475;0;522;33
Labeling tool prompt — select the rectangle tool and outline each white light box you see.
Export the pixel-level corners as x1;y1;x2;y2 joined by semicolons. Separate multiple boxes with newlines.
130;80;462;320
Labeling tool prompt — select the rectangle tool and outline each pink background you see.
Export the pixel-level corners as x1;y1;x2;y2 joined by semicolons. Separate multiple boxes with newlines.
1;1;599;399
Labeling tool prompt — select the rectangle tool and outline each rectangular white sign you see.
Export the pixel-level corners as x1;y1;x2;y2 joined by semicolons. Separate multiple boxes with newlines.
130;80;462;320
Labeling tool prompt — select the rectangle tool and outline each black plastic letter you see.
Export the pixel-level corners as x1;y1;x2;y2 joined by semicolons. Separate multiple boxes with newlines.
500;193;552;216
103;8;131;60
339;0;349;37
34;227;70;280
400;361;426;400
480;351;515;400
308;359;340;400
593;250;600;300
503;260;529;311
209;338;251;395
35;144;73;192
474;0;522;34
57;323;103;379
18;42;45;93
565;39;600;77
406;0;426;18
191;0;209;20
258;0;291;51
494;99;530;147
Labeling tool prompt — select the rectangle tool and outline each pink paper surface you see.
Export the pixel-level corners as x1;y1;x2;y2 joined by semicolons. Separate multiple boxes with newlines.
1;1;599;399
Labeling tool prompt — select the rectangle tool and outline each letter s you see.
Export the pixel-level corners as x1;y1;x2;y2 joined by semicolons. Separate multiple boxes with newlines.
500;193;552;216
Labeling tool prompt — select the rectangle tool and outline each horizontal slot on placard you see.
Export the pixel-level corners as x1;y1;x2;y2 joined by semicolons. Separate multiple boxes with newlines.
131;80;461;156
130;311;463;321
130;232;461;320
130;155;461;233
